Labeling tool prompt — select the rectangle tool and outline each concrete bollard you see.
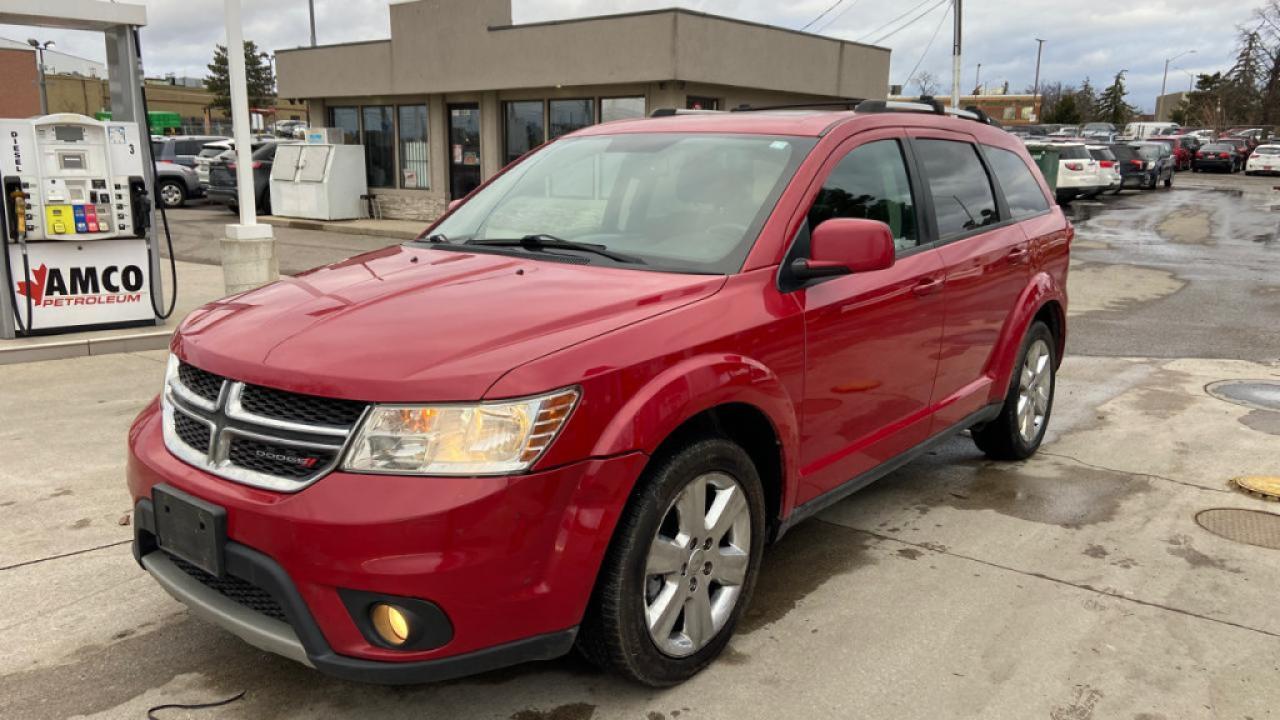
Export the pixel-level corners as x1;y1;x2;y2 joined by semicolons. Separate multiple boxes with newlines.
222;223;279;295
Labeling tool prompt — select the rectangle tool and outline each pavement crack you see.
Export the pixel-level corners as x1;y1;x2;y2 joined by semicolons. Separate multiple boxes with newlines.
0;540;132;573
845;524;1280;641
1038;450;1235;495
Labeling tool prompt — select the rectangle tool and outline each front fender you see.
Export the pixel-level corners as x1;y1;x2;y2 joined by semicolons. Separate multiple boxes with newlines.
589;353;800;478
986;271;1067;404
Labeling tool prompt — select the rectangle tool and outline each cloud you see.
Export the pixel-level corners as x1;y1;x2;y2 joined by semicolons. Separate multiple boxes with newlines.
2;0;1258;111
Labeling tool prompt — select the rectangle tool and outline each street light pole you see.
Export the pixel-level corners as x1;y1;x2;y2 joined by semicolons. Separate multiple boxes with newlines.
26;38;53;115
1161;49;1195;104
1033;38;1045;122
975;62;982;94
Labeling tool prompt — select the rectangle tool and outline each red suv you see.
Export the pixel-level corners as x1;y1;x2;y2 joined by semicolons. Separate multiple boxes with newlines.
128;101;1070;687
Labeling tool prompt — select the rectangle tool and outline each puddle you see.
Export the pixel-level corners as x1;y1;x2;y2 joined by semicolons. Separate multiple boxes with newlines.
926;459;1151;529
1205;380;1280;412
739;519;875;633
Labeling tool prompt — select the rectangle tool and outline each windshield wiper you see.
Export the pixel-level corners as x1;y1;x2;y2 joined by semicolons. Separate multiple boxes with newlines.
466;234;645;265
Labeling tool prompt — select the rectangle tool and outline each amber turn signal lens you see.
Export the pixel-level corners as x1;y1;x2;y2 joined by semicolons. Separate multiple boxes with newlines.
371;603;411;646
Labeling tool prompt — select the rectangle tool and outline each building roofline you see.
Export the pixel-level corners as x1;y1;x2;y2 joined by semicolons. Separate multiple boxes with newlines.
486;7;889;52
276;38;389;55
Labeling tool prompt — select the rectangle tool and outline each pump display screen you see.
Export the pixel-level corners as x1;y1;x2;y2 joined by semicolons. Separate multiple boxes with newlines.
59;153;85;170
54;126;85;143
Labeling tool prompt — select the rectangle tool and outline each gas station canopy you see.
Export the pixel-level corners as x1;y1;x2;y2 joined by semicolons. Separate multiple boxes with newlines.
0;0;146;31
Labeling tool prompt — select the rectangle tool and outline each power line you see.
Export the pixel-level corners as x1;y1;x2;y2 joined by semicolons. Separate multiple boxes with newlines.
874;0;951;46
854;0;935;42
801;0;848;31
814;0;865;33
902;2;951;92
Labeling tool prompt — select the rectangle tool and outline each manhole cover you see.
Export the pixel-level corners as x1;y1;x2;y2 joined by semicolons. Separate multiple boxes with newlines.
1206;380;1280;412
1195;508;1280;551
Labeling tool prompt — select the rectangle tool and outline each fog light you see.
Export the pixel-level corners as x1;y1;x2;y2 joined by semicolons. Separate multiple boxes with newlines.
371;603;411;646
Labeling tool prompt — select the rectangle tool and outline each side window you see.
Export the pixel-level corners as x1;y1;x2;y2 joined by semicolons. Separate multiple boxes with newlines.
808;139;919;253
915;139;999;238
984;146;1050;219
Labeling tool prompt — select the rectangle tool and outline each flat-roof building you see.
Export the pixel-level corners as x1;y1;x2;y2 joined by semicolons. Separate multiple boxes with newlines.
276;0;891;221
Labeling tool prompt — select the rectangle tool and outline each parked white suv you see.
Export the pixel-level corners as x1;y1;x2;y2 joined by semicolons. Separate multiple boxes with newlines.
1087;145;1122;194
1246;145;1280;176
1029;141;1105;202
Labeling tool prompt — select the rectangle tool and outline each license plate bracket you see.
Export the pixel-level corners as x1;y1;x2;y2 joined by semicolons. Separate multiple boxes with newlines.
153;484;226;577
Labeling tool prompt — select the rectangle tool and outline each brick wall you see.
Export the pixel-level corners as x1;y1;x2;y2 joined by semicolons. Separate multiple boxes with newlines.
0;49;41;119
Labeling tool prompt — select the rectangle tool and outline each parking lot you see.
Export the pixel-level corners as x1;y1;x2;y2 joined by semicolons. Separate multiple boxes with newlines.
2;171;1279;719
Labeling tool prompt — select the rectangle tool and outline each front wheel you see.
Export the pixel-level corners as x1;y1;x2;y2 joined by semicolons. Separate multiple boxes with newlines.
158;180;187;209
577;438;765;686
972;321;1056;460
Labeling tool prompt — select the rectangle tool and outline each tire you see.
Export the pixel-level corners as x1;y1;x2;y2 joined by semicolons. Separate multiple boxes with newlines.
158;180;187;209
577;437;766;687
972;321;1056;461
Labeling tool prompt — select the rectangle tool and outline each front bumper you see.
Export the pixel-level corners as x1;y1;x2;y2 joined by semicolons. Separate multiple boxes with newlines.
127;400;648;683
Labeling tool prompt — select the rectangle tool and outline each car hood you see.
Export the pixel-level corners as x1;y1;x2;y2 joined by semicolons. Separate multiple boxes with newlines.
174;244;726;402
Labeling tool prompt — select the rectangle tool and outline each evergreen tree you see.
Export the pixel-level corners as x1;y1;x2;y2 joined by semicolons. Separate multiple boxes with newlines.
1045;92;1081;124
1076;77;1097;123
1225;30;1264;123
1096;71;1137;126
204;41;276;112
1184;73;1227;128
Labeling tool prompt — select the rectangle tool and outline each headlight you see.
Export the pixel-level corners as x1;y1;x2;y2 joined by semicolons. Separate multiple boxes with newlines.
342;388;579;476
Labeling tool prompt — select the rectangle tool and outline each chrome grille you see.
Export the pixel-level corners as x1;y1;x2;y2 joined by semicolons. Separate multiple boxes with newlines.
162;359;366;493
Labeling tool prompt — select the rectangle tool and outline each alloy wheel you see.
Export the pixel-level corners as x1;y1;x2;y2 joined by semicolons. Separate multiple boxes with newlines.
644;471;751;657
1016;338;1052;443
160;183;183;207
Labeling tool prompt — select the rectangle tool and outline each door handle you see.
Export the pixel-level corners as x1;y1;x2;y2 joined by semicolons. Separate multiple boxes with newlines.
1006;247;1030;264
911;277;943;296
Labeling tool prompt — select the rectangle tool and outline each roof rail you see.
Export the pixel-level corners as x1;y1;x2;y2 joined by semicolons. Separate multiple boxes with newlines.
854;96;1001;128
730;99;866;113
649;108;725;117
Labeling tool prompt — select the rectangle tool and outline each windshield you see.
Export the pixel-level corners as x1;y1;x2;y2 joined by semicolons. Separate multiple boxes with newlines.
424;133;816;274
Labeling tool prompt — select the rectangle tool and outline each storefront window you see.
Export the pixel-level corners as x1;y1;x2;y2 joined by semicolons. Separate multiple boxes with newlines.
397;105;429;189
686;96;720;111
330;106;359;145
548;99;594;139
601;96;645;123
504;101;545;165
361;106;394;188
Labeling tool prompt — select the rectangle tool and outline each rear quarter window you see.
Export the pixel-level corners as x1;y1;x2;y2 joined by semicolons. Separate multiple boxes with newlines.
985;146;1051;220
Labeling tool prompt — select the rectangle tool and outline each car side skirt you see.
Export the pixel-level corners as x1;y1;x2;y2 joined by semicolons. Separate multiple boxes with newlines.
774;403;1002;539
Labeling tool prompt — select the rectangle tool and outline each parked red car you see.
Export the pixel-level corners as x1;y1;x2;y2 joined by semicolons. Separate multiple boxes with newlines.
128;102;1071;686
1148;135;1198;171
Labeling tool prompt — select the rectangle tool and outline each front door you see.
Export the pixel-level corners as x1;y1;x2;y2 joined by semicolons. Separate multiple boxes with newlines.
448;104;482;200
796;133;946;505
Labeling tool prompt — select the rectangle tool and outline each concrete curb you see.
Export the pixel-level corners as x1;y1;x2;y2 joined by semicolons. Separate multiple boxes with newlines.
261;216;423;241
0;330;172;365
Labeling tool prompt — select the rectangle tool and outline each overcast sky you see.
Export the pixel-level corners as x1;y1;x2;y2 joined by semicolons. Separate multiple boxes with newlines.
1;0;1259;112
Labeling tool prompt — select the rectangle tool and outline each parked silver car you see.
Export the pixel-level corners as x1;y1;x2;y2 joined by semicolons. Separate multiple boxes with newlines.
155;161;202;208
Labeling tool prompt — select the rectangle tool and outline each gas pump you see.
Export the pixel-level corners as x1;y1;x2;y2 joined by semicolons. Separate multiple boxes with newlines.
2;114;156;334
0;1;173;340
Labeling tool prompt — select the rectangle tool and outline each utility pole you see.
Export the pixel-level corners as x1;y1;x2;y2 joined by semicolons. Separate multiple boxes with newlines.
26;38;53;115
1033;38;1045;121
308;0;317;47
974;63;982;95
951;0;962;109
1160;49;1195;118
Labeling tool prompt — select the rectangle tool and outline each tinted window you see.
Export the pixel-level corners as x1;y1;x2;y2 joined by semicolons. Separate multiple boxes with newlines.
175;140;203;155
361;106;394;188
504;101;544;165
986;146;1050;219
916;139;999;238
548;99;594;139
1087;148;1115;161
198;146;227;158
808;140;918;252
151;141;167;159
1110;144;1138;161
1055;145;1091;160
330;106;359;145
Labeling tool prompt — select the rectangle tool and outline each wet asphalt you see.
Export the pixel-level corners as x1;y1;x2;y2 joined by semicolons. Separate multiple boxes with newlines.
1;171;1279;719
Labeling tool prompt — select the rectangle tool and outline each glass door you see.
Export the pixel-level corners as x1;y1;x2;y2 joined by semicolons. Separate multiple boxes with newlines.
448;104;482;199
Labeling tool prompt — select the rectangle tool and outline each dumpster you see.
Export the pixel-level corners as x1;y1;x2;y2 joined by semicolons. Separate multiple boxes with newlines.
1024;144;1060;194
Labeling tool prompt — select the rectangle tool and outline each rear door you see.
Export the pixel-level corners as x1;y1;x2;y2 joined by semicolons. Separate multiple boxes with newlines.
795;130;946;503
907;131;1033;431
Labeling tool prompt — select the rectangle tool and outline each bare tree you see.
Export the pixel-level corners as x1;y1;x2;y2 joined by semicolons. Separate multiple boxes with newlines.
912;70;942;97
